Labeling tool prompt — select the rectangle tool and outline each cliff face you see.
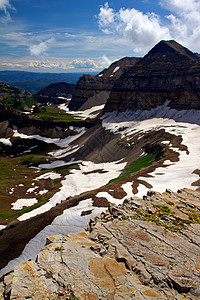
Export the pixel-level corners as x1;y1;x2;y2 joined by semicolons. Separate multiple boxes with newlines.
104;40;200;112
68;57;140;110
34;82;75;104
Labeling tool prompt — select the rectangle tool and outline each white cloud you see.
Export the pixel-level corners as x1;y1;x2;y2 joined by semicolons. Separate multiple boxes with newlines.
97;1;200;55
98;2;115;33
0;0;11;12
0;0;14;23
29;37;55;57
98;54;113;67
97;3;171;55
71;59;98;69
161;0;200;51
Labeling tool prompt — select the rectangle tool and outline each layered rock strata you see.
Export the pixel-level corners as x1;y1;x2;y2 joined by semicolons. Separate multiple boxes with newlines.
104;40;200;112
1;188;200;299
34;82;75;104
68;57;139;110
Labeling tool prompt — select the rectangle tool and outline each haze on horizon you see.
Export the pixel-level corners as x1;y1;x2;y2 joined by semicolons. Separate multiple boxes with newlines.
0;0;200;73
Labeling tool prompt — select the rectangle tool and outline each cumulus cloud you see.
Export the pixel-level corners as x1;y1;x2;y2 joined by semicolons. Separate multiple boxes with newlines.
98;2;115;34
29;37;55;57
98;3;171;55
161;0;200;50
71;59;98;69
98;54;113;67
97;1;200;55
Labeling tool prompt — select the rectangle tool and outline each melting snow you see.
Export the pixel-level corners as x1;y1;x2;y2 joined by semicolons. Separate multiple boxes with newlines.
0;225;6;231
18;160;126;221
38;189;48;195
113;66;120;73
0;138;12;146
27;186;39;193
11;198;38;210
58;104;105;120
96;181;134;205
34;172;61;180
102;101;200;196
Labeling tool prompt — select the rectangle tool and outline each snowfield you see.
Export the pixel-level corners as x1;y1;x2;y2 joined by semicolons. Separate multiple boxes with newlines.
58;103;105;119
18;160;126;221
1;101;200;277
102;101;200;195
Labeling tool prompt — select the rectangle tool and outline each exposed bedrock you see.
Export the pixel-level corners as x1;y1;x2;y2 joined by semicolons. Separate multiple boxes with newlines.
34;82;75;104
0;104;93;139
1;189;200;299
68;57;140;110
104;40;200;112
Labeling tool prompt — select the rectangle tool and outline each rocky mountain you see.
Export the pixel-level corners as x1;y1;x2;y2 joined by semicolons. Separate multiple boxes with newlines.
1;188;200;299
0;40;200;299
0;81;35;112
104;40;200;112
34;82;75;105
68;57;139;110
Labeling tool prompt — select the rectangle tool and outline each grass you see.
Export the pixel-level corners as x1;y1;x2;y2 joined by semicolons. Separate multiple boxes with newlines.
110;153;156;183
0;151;82;225
0;96;36;112
33;105;82;121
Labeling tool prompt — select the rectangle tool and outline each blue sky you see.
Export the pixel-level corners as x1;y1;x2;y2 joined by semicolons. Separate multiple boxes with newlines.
0;0;200;72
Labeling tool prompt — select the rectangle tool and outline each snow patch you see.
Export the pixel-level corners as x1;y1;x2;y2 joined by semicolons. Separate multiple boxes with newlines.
113;66;120;73
0;138;12;146
38;189;48;195
18;160;126;221
34;172;61;180
11;198;38;210
96;181;134;205
27;186;39;193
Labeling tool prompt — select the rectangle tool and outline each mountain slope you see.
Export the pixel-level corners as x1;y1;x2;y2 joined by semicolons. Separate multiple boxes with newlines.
34;82;75;104
68;57;140;110
0;81;35;112
104;40;200;112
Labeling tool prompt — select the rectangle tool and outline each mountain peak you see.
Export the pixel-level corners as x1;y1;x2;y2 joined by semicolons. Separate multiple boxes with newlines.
144;40;199;61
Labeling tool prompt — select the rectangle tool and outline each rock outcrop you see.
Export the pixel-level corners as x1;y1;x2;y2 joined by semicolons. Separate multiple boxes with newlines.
104;40;200;112
68;57;139;110
34;82;75;104
2;188;200;299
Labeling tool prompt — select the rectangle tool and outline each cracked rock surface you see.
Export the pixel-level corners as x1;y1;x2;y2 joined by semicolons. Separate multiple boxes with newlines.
1;188;200;299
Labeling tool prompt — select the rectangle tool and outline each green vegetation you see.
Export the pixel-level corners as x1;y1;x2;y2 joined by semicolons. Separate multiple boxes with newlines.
153;204;171;213
110;154;156;183
0;152;80;225
0;95;36;111
166;200;175;206
189;209;200;224
33;105;81;121
55;245;64;252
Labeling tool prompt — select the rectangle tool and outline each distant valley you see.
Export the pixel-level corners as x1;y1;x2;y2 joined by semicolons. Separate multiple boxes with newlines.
0;71;97;94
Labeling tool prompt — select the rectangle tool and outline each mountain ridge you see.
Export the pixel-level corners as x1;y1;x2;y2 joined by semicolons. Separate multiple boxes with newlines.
104;40;200;112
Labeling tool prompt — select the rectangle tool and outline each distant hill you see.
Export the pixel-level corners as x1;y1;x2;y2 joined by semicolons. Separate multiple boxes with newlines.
0;71;97;94
34;82;75;104
0;81;35;112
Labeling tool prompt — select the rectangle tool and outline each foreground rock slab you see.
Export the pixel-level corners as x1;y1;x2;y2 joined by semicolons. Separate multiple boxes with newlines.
1;188;200;299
